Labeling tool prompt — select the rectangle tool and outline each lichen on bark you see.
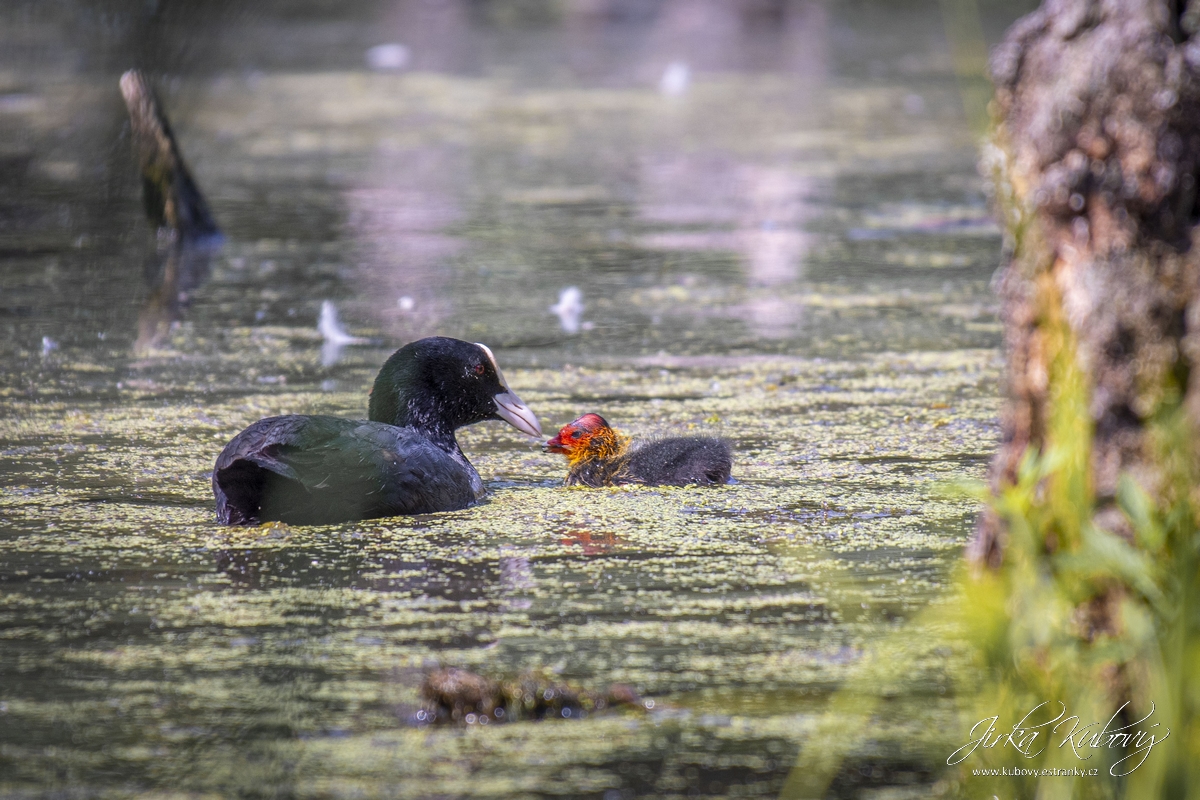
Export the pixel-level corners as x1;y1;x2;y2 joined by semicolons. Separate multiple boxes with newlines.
974;0;1200;567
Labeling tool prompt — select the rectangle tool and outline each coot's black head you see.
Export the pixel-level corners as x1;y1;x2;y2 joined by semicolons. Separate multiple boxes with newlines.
368;337;542;440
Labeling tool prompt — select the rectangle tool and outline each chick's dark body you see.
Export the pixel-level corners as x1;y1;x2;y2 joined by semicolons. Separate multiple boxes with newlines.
624;437;732;487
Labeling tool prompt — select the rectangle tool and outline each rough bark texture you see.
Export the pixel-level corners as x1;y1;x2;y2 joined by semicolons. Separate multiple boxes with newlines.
972;0;1200;566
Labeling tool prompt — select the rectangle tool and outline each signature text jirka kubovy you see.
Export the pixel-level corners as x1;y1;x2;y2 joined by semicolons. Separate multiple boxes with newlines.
948;701;1170;777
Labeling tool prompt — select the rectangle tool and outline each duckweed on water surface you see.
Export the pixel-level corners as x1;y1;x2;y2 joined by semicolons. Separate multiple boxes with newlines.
0;1;1026;795
1;349;997;795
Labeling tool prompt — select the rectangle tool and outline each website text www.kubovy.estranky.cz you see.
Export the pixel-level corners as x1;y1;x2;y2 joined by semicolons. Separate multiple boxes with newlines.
971;767;1100;777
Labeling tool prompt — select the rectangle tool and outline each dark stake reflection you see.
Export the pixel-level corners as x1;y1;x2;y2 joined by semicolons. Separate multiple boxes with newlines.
135;237;219;353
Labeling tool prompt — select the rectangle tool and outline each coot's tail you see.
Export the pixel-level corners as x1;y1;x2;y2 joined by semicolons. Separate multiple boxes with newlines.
213;459;268;526
119;69;221;243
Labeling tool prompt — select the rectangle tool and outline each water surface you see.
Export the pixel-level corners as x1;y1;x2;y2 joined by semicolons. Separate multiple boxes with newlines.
1;2;1026;796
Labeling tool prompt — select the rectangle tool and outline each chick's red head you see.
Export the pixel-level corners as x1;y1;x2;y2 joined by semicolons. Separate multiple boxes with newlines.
545;413;616;461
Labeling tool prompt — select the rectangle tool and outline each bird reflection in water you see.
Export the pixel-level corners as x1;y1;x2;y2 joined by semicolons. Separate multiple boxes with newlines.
119;69;223;355
559;528;625;556
212;542;545;609
549;286;587;334
317;300;370;366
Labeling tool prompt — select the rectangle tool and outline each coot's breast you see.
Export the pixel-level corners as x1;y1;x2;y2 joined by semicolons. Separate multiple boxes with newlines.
213;415;481;526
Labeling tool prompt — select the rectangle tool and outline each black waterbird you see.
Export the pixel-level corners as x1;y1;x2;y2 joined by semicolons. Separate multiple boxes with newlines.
213;337;542;525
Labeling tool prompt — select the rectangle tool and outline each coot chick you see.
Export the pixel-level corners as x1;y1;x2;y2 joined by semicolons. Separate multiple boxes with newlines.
545;413;731;487
213;337;541;525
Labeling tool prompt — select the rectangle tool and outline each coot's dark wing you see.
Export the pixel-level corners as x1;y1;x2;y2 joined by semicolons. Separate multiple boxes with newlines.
624;437;732;486
213;415;480;525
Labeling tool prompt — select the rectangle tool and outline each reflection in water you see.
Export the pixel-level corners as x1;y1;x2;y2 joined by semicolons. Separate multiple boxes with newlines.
214;541;507;605
317;300;370;366
736;167;819;338
631;1;829;340
134;238;220;354
499;548;535;611
659;61;690;96
375;0;474;73
346;180;464;340
637;158;820;339
549;286;586;334
559;528;625;555
365;42;411;71
348;0;477;342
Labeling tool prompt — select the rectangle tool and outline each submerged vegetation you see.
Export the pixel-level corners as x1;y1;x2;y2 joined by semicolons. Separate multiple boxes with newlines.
420;666;643;724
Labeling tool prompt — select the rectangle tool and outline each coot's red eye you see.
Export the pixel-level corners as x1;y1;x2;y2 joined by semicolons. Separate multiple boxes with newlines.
473;363;486;376
570;430;582;439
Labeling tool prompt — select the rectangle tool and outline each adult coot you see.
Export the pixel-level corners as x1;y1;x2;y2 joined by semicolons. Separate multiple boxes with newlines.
213;337;541;525
544;413;731;487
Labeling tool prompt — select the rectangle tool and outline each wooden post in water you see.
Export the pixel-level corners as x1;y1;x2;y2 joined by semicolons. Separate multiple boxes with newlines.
119;69;220;242
119;70;221;354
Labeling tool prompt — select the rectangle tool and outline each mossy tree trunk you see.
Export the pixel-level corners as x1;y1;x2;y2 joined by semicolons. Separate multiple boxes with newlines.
973;0;1200;567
